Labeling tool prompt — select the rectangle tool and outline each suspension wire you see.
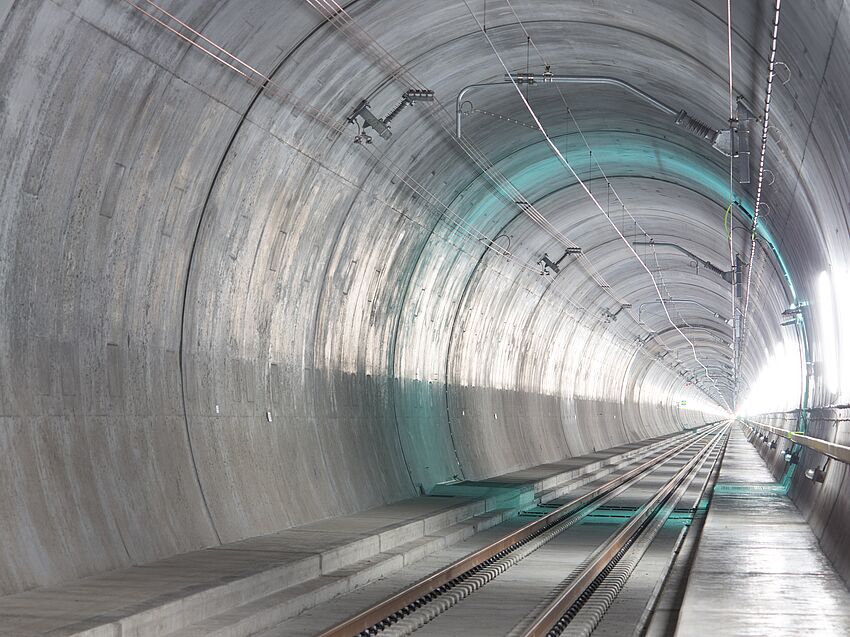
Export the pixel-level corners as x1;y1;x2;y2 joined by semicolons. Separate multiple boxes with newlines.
504;0;698;326
142;0;714;393
371;157;540;272
135;0;665;354
502;0;716;364
504;1;650;238
467;0;725;396
303;0;727;389
303;0;646;305
494;1;732;409
739;0;782;379
367;140;677;347
363;146;572;281
376;145;596;321
461;3;731;411
124;0;686;371
303;0;717;372
489;1;697;363
646;248;717;390
363;144;558;279
122;0;348;134
468;105;540;130
726;0;738;407
128;0;578;271
362;144;663;347
125;0;595;317
123;0;550;276
462;4;730;410
304;1;580;252
127;0;632;336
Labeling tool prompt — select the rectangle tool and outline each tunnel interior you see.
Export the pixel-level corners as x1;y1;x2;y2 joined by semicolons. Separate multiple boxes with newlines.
1;0;849;606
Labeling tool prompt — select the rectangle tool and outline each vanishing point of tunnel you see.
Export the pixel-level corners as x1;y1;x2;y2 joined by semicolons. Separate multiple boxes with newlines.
1;1;850;636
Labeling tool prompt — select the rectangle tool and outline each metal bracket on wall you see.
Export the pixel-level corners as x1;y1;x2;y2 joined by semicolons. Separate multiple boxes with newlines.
633;240;737;286
348;89;435;144
604;303;632;323
455;73;756;186
538;247;582;275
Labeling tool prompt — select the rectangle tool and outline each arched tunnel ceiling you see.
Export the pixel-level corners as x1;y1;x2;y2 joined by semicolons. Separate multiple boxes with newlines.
0;0;848;593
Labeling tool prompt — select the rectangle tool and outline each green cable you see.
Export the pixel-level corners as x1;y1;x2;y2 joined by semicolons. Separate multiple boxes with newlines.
723;204;732;239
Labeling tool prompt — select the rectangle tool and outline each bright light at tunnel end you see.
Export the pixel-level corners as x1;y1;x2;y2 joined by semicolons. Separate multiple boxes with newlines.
735;338;802;417
678;396;731;419
815;267;850;401
733;266;850;417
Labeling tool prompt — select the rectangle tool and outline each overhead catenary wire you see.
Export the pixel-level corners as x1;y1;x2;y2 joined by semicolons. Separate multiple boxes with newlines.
362;145;674;356
461;0;732;412
301;5;567;244
121;0;620;340
503;0;712;340
311;0;730;407
304;0;727;393
501;0;726;396
123;0;553;276
132;0;538;270
132;0;687;356
127;0;724;403
121;0;348;134
125;0;641;342
739;0;783;373
503;0;651;242
303;0;630;301
308;0;726;389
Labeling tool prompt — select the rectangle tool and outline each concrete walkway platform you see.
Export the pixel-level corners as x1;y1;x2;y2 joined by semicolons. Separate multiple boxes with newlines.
676;426;850;636
0;434;679;637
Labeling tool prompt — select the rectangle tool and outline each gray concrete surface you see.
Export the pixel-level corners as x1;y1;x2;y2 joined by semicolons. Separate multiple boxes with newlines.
748;408;850;584
0;436;676;637
262;432;715;637
676;426;850;636
1;0;849;630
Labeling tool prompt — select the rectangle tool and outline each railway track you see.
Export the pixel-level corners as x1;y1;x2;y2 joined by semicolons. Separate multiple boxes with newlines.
315;423;730;637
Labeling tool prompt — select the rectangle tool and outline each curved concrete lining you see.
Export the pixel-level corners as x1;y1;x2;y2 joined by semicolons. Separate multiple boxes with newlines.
1;0;847;594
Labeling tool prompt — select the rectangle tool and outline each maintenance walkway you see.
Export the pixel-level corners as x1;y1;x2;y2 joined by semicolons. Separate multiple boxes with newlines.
676;426;850;636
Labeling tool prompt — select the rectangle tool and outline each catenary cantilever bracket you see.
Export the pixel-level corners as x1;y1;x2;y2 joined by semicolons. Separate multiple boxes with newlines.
456;74;754;168
348;89;435;143
633;240;744;295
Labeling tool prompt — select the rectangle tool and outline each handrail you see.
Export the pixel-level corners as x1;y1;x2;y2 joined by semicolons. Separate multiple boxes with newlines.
741;419;850;465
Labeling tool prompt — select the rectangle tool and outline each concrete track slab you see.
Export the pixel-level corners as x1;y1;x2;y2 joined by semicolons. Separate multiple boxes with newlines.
0;438;676;637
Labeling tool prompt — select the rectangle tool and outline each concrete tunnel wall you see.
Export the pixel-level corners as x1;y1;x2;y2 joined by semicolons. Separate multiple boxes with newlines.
748;409;850;586
0;0;848;595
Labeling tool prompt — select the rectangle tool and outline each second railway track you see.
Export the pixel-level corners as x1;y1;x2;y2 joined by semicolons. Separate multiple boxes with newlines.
309;422;730;637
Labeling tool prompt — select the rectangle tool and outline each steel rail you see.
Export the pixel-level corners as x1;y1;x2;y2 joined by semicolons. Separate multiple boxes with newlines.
519;424;728;637
316;425;722;637
633;426;728;637
554;426;728;637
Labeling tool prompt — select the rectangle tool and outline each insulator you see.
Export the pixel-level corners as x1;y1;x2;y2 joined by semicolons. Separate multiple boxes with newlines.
675;109;719;144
